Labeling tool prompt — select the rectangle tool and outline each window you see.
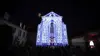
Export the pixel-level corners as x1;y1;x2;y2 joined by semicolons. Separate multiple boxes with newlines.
50;23;54;33
23;32;25;37
18;30;21;36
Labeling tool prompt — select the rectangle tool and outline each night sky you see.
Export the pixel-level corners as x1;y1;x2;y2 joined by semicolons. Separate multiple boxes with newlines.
0;0;97;37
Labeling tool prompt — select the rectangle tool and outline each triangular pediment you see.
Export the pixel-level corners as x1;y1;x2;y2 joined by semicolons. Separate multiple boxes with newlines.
43;11;61;17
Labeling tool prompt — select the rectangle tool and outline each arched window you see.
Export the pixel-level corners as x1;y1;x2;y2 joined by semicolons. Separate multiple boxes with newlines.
50;22;54;33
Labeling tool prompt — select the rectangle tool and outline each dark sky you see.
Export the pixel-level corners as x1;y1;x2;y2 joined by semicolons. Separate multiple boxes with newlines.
1;0;97;37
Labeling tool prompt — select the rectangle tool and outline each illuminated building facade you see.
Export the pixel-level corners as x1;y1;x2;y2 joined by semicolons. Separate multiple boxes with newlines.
36;12;68;46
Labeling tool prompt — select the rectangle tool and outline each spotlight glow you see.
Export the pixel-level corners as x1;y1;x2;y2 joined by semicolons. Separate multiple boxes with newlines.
89;40;94;48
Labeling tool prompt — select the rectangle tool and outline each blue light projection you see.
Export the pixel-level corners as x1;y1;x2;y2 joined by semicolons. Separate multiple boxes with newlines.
36;11;68;47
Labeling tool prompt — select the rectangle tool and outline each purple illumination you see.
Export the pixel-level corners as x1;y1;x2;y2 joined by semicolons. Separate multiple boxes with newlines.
36;12;68;47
